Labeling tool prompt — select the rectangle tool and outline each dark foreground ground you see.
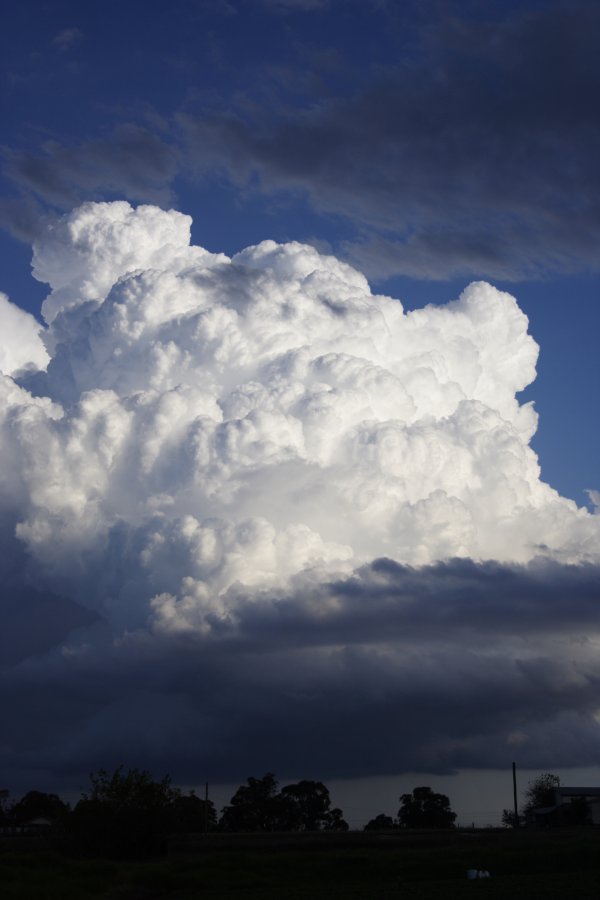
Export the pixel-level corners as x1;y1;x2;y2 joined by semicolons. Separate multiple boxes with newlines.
2;828;599;900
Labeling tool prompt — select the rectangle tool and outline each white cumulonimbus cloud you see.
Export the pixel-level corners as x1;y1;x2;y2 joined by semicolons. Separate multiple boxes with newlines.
0;200;598;638
0;292;49;376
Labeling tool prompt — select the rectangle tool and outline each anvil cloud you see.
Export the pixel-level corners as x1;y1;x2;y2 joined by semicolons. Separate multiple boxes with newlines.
0;201;599;791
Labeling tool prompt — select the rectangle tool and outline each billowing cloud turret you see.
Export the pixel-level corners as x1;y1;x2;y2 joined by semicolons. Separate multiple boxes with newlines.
1;202;598;634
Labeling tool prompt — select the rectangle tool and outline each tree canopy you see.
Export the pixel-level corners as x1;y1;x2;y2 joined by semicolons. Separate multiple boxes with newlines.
397;786;456;829
168;790;217;833
501;808;524;828
82;766;178;811
279;780;348;832
219;773;283;832
522;773;560;812
2;769;349;849
70;766;215;857
219;774;348;832
0;789;10;825
364;813;395;831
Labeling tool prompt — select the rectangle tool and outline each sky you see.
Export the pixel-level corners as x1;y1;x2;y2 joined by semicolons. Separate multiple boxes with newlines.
0;0;599;826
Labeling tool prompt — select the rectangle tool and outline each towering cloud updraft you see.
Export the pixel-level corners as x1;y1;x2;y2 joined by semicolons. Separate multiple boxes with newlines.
0;201;597;639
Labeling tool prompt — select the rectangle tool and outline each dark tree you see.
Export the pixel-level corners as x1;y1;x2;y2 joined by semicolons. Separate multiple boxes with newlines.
219;773;284;832
219;775;348;832
279;780;348;832
70;766;179;857
0;789;10;826
501;808;524;828
397;786;456;828
83;765;179;810
364;813;395;831
8;790;69;825
168;791;217;833
322;805;349;832
522;773;560;813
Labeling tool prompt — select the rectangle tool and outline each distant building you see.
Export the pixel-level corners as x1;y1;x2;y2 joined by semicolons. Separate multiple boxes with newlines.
556;788;600;824
0;816;54;836
21;816;54;834
526;787;600;826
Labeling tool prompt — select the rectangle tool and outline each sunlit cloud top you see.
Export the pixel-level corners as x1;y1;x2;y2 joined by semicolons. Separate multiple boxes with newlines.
0;201;597;638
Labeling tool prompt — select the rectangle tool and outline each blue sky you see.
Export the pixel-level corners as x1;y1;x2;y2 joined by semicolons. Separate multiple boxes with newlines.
1;0;600;822
1;0;598;506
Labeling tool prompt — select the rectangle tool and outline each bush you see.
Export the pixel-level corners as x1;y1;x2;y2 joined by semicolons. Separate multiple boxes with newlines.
68;767;178;858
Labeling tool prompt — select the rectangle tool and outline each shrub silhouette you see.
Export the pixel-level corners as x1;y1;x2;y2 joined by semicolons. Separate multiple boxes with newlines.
219;774;348;832
69;766;179;858
397;786;456;828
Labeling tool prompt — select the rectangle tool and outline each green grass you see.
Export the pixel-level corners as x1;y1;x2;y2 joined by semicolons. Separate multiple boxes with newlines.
2;829;600;899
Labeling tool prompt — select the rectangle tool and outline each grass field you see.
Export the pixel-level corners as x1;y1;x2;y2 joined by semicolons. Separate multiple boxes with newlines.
1;828;599;899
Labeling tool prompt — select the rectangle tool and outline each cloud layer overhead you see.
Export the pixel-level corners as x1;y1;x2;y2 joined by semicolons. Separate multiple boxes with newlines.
4;3;600;284
179;1;600;282
1;201;599;791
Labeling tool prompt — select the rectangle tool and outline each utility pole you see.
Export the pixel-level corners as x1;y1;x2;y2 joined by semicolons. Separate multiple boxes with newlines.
512;762;519;828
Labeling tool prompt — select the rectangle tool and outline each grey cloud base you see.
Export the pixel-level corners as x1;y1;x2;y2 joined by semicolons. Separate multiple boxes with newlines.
2;557;600;790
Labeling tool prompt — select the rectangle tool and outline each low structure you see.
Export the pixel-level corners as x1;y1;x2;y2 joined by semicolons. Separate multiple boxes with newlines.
556;788;600;825
526;787;600;826
0;816;54;836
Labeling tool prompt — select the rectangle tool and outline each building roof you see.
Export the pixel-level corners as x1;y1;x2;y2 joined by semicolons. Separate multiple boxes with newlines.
558;787;600;798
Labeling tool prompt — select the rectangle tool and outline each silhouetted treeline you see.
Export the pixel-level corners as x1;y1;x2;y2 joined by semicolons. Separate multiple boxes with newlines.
68;767;217;857
0;788;69;829
219;773;348;833
1;769;215;857
1;768;347;858
2;772;469;858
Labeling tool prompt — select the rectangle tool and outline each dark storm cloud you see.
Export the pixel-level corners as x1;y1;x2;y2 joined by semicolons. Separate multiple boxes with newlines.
0;516;98;667
2;557;600;791
219;557;600;646
181;1;600;279
3;3;597;279
258;0;332;9
0;196;46;242
3;124;178;223
0;590;97;667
